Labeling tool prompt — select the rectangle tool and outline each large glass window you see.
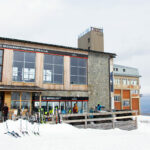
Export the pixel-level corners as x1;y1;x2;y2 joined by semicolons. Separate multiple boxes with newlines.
70;57;87;84
43;54;64;84
11;92;30;109
13;51;36;82
0;50;3;81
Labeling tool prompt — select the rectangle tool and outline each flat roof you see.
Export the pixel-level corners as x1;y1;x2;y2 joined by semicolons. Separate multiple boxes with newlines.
0;37;116;58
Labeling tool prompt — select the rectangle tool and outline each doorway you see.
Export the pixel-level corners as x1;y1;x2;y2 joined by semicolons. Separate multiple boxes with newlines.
0;92;4;120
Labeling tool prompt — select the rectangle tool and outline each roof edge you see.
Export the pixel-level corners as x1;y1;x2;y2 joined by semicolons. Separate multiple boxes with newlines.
0;37;116;58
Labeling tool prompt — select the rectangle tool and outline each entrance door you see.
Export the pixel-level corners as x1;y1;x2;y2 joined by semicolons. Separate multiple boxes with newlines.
0;92;4;120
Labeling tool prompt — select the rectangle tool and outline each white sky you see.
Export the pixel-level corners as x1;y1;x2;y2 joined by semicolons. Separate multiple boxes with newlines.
0;0;149;94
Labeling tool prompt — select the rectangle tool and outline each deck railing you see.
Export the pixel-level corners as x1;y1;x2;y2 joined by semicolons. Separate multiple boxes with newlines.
49;110;138;129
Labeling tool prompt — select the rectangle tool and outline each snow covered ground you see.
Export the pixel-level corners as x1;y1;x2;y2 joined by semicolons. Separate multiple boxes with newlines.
0;115;150;150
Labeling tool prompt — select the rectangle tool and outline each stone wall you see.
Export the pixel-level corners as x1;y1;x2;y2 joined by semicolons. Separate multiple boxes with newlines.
88;52;110;110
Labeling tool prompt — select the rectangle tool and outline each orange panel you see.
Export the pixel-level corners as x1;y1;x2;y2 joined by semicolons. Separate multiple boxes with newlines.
132;94;139;97
123;90;130;99
132;98;139;111
123;106;130;110
114;102;121;110
114;89;121;94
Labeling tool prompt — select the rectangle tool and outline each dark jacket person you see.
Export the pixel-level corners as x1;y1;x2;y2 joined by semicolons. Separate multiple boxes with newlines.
2;103;9;122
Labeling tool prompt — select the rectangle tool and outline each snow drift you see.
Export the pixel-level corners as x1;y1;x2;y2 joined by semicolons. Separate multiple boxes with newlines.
0;115;150;150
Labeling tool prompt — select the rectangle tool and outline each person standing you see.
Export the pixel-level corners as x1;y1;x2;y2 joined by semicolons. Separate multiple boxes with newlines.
73;103;78;113
2;103;9;122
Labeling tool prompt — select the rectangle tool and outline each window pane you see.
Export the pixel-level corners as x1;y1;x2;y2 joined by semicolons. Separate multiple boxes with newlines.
11;101;20;109
79;68;86;76
21;101;30;109
25;53;35;62
25;62;35;68
71;67;78;75
54;55;63;65
78;102;83;113
14;51;24;61
70;57;87;85
44;55;53;64
71;57;78;66
43;54;64;84
13;51;35;82
22;92;30;100
71;76;78;84
13;61;24;72
0;66;1;81
66;102;71;113
79;76;86;84
78;59;87;67
0;56;2;65
54;65;63;74
11;92;20;100
0;50;3;57
54;74;63;84
44;64;53;70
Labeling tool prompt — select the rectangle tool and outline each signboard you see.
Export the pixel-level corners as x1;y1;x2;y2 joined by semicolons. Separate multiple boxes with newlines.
33;96;88;101
0;44;88;58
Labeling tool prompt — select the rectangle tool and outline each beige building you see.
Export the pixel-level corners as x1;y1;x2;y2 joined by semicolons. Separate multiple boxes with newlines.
0;36;115;120
78;27;104;52
113;64;141;114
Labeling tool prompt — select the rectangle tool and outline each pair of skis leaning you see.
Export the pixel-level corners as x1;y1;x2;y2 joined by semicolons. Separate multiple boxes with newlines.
4;121;21;138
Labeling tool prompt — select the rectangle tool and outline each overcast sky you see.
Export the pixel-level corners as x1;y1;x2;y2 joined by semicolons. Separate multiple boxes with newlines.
0;0;149;95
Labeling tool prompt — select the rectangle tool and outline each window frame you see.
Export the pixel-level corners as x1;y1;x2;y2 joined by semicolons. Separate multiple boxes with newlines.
43;54;64;84
0;49;4;82
12;51;36;82
70;57;87;85
123;100;130;107
114;95;121;101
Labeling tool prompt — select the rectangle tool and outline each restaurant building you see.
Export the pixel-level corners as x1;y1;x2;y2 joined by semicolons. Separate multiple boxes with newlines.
0;35;115;117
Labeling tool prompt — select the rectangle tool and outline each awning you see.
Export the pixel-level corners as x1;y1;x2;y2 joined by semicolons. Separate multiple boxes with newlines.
0;85;46;92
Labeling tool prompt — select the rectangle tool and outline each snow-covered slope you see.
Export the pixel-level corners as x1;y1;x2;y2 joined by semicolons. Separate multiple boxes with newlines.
0;116;150;150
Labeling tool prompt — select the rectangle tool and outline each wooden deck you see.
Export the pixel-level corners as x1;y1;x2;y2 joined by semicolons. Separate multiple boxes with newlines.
49;110;138;130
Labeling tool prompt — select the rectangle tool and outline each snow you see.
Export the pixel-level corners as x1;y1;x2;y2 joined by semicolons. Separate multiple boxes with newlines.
0;115;150;150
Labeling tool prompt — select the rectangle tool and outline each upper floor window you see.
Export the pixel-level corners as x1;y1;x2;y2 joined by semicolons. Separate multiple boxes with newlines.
12;51;36;82
43;54;64;84
123;69;126;72
131;90;139;94
113;68;118;71
70;57;87;85
114;78;120;85
0;50;3;81
123;79;130;85
131;80;137;85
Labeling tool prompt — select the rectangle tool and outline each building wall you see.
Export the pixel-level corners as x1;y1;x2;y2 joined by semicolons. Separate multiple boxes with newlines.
78;32;91;50
114;75;140;113
0;42;88;91
88;52;110;110
78;28;104;52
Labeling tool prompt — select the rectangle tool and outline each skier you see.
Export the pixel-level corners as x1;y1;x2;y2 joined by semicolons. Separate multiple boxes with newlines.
73;103;78;113
2;103;9;122
97;104;102;111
